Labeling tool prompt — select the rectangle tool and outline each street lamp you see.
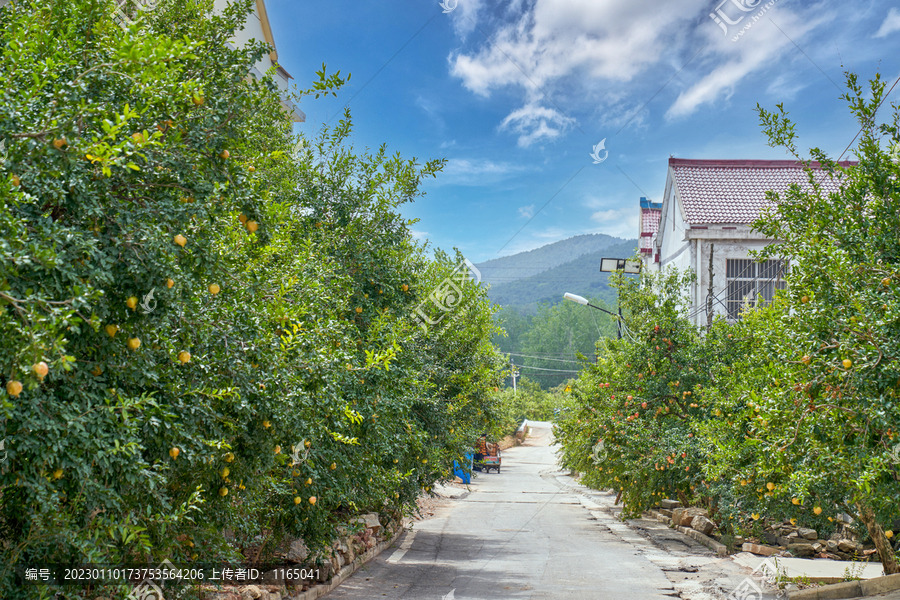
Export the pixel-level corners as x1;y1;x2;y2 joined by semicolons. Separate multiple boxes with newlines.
597;257;642;340
564;293;621;340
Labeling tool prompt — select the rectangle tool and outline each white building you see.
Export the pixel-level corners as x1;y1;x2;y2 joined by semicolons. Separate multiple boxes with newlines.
213;0;305;123
640;158;852;327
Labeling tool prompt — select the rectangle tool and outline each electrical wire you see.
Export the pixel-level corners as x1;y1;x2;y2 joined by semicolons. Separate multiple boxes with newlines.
513;364;582;373
503;353;582;364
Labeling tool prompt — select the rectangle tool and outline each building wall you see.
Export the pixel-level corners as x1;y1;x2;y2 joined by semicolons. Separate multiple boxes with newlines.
690;234;777;328
649;171;782;327
212;0;303;121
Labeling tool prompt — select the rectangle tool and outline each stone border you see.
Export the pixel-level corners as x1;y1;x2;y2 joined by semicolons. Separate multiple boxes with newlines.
286;526;405;600
646;509;728;557
787;572;900;600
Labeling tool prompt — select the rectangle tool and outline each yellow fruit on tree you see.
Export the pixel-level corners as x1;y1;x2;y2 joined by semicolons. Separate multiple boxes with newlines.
92;366;103;376
309;496;317;505
219;487;228;497
126;296;138;310
355;307;363;314
813;506;822;515
294;496;302;505
10;174;20;186
248;166;256;173
52;138;67;149
220;150;230;159
751;513;760;520
174;234;187;247
239;214;248;225
246;220;258;232
306;478;312;485
6;380;23;397
304;440;311;448
169;447;180;459
262;420;271;428
801;295;809;303
842;359;852;369
766;482;775;491
792;498;799;505
32;361;49;379
178;351;191;364
208;284;220;295
801;355;811;365
221;467;229;477
330;462;337;470
132;132;144;143
224;452;235;463
166;278;175;289
882;278;891;287
127;338;141;350
192;93;204;105
401;284;409;292
887;531;894;539
53;468;63;479
105;324;118;337
274;445;281;454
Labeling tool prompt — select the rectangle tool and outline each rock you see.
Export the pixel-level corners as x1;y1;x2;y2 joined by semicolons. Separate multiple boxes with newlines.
788;543;817;557
777;536;794;547
742;542;777;556
335;552;345;569
660;508;673;518
826;540;839;551
691;515;716;536
676;507;708;527
812;542;824;552
352;513;382;534
285;539;309;563
799;527;818;540
763;532;779;545
240;586;262;600
672;508;686;525
661;499;681;509
838;539;858;553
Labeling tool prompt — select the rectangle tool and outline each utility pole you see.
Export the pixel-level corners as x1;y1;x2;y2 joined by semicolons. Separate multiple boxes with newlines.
706;243;715;332
510;358;518;395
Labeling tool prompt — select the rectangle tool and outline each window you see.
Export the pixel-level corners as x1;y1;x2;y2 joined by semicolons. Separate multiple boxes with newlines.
726;259;787;320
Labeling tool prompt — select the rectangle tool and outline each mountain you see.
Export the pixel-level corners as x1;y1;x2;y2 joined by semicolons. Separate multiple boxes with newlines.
481;238;639;314
475;233;627;285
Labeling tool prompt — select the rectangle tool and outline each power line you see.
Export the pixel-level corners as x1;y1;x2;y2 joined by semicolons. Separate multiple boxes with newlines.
514;364;582;373
503;353;583;364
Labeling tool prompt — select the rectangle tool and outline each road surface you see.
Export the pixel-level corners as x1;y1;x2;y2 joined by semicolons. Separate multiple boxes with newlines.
323;421;683;600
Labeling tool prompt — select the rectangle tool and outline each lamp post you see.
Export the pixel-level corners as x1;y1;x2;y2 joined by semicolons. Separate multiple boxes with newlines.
563;293;621;340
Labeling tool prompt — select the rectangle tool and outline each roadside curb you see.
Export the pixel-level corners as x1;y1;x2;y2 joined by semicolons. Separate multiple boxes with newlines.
289;527;405;600
787;573;900;600
646;509;729;557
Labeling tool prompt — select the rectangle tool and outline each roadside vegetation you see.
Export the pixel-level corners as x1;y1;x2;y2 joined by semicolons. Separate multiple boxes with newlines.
0;1;504;597
555;73;900;574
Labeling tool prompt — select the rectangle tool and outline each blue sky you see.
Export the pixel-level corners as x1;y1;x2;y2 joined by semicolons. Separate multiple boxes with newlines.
267;0;900;264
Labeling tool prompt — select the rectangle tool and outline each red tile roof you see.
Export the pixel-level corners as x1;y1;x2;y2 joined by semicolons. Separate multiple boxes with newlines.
669;159;856;224
640;209;661;252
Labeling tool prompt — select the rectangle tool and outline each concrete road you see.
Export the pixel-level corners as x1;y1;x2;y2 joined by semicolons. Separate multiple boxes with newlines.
323;422;679;600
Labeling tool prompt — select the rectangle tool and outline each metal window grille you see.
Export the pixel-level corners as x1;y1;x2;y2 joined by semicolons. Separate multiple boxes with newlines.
726;259;787;320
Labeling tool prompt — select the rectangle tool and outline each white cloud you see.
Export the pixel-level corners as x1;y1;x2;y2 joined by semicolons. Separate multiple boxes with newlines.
666;5;831;119
447;0;484;38
448;0;836;136
589;205;639;239
875;7;900;37
410;229;429;241
499;103;575;147
435;158;529;186
518;204;535;219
